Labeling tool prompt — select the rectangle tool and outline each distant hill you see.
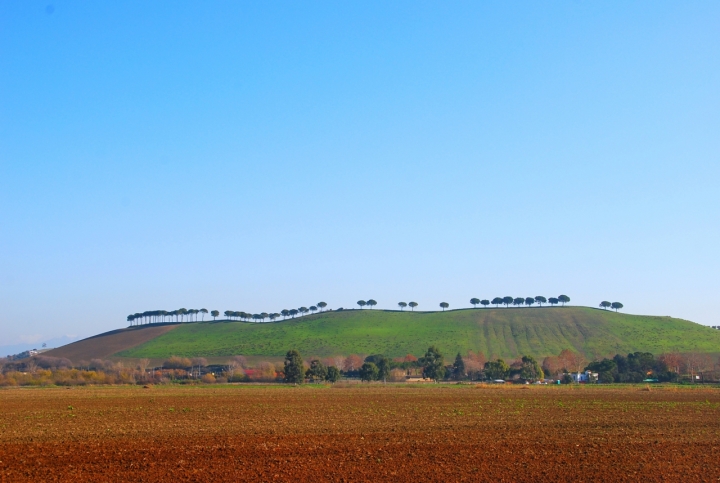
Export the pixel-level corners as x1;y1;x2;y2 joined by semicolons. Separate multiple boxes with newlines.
48;307;720;362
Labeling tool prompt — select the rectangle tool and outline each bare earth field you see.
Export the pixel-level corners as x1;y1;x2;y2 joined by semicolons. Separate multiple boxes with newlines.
1;385;719;482
44;324;180;362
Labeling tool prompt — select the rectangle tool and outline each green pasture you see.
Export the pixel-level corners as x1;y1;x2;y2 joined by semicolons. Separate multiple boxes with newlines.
115;307;720;360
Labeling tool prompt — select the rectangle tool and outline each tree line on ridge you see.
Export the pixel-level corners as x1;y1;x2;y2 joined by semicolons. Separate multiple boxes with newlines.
126;294;625;326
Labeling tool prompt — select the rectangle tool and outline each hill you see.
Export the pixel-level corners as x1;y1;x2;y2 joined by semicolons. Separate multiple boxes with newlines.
57;306;720;361
45;324;179;361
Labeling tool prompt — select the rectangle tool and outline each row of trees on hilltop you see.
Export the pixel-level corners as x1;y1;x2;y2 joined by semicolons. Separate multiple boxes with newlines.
126;294;629;327
128;303;330;326
128;309;209;325
467;295;571;308
221;302;329;322
599;301;624;311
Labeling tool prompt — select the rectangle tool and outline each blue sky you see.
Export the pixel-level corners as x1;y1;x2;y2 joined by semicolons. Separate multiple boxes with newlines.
1;1;719;349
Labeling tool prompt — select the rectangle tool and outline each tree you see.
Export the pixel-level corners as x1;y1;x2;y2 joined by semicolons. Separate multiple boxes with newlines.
211;310;219;321
502;296;514;307
659;352;683;375
600;301;611;310
535;296;547;306
309;305;318;314
343;354;364;372
548;297;559;306
281;309;290;319
283;350;305;383
357;300;366;309
374;355;390;382
359;362;379;382
480;299;490;308
224;310;233;319
492;297;503;308
305;360;328;382
519;356;544;381
439;302;449;311
558;295;570;306
317;302;327;312
200;308;208;321
559;349;587;375
420;346;445;382
298;307;308;316
513;297;524;307
366;299;377;309
191;357;207;379
398;302;407;311
269;313;278;321
611;302;623;312
470;298;480;308
586;358;618;383
289;309;298;318
326;366;341;383
452;353;466;380
484;359;509;380
524;297;535;307
408;302;418;311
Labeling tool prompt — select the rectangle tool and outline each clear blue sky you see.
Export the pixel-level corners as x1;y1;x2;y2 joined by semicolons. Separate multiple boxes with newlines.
1;1;719;349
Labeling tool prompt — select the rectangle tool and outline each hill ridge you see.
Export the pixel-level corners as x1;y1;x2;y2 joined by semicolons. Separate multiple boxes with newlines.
43;306;719;361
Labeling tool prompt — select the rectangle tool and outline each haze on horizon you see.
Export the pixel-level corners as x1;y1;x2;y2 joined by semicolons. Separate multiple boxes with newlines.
1;2;719;349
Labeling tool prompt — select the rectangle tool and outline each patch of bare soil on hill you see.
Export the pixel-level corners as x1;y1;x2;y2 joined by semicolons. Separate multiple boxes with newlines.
1;385;719;482
43;324;179;361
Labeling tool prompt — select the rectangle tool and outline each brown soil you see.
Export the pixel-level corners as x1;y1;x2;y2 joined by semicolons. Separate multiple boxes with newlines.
44;324;179;361
1;385;719;482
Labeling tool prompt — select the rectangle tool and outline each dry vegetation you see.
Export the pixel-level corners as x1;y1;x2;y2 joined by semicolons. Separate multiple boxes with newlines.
1;385;719;482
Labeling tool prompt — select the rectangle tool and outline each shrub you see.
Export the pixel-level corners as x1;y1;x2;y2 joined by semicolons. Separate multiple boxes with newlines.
163;356;191;369
201;374;216;384
388;368;406;382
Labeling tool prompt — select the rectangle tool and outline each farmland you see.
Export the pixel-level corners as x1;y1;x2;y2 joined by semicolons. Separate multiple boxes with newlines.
46;307;720;362
1;385;719;482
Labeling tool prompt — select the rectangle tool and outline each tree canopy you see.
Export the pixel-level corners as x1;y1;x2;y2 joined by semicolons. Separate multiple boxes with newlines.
359;362;378;382
420;346;445;382
283;350;305;384
484;359;509;380
452;353;465;380
305;359;327;382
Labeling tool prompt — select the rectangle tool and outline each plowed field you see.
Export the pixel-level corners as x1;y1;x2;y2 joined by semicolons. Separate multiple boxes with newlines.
1;385;719;482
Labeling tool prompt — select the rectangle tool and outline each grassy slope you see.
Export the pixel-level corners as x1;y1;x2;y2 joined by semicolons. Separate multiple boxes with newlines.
115;307;720;360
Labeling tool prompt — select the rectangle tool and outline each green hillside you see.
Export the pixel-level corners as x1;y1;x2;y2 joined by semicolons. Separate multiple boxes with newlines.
115;307;720;360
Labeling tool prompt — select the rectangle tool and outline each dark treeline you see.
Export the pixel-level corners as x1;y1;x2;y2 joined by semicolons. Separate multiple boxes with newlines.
127;308;209;325
127;303;329;326
466;295;571;309
3;348;719;387
283;346;714;384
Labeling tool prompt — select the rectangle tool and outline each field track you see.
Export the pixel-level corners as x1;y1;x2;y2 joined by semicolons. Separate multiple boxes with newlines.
1;385;719;482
